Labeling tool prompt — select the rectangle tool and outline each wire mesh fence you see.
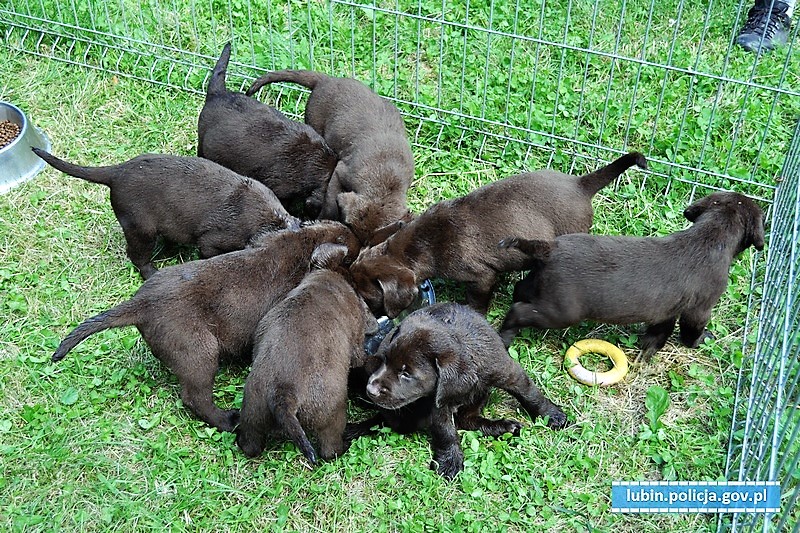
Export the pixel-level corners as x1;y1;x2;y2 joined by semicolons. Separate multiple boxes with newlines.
1;0;798;528
726;120;800;532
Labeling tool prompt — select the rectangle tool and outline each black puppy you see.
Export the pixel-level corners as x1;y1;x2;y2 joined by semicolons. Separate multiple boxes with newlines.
51;221;361;432
33;147;300;279
350;153;646;316
247;69;414;244
236;243;377;464
498;191;765;360
198;43;337;218
349;303;567;480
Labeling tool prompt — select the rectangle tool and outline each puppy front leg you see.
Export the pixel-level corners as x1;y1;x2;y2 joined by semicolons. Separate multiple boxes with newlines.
429;406;464;480
465;279;496;315
500;362;568;430
455;396;524;437
498;302;541;347
640;317;677;362
678;308;715;349
319;164;344;220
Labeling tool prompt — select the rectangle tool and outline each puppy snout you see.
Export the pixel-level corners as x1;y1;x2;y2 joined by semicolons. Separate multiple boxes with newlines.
366;380;387;399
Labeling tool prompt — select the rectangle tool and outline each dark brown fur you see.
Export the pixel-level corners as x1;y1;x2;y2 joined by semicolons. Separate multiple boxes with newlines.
350;153;647;317
198;44;338;218
498;192;765;360
51;222;361;432
348;303;567;480
236;243;377;463
247;69;414;243
33;147;300;279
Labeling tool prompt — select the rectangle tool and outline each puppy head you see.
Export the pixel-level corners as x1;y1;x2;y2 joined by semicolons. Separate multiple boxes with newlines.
365;325;478;409
683;192;765;253
350;247;418;317
338;191;412;245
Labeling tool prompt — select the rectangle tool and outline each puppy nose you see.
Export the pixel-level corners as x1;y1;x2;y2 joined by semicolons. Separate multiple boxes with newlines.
366;381;384;399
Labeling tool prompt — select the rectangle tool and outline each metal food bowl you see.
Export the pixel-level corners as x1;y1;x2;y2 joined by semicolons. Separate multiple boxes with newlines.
0;102;50;194
364;279;436;355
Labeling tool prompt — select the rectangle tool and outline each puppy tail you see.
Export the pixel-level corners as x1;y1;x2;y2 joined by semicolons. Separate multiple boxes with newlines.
31;147;115;186
498;237;554;259
206;42;232;97
52;301;140;362
578;151;647;196
245;69;327;97
273;396;319;466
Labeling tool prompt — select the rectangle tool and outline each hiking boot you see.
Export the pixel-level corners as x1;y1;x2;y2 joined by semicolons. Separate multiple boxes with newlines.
736;2;793;52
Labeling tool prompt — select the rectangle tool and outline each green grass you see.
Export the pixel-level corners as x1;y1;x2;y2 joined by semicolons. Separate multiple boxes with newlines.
1;0;793;530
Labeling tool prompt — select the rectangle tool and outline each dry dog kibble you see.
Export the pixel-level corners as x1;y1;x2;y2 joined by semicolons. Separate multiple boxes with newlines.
0;120;21;149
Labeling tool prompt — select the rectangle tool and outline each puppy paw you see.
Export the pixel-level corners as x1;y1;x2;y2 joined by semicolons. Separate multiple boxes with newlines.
498;328;517;348
483;418;523;437
544;408;569;430
431;446;464;480
226;409;240;430
235;434;264;459
688;329;715;348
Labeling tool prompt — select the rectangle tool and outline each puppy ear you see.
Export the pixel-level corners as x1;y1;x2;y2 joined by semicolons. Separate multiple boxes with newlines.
337;192;364;225
434;349;479;408
745;206;766;251
363;354;385;376
368;220;405;246
311;243;349;270
378;270;418;318
359;296;379;335
683;196;712;222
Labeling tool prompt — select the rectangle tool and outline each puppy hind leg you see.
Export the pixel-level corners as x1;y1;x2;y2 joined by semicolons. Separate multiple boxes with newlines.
235;408;273;458
178;374;240;432
163;335;239;432
639;318;677;362
121;225;158;279
678;309;715;349
315;407;347;461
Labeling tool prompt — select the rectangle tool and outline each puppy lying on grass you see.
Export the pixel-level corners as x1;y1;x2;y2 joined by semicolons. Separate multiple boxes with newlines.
236;243;377;464
51;221;361;432
498;191;765;360
247;69;414;244
33;147;300;279
347;303;567;480
350;152;647;317
198;43;337;218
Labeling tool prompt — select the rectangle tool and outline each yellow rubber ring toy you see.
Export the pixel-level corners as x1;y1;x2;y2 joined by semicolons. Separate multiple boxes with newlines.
565;339;629;386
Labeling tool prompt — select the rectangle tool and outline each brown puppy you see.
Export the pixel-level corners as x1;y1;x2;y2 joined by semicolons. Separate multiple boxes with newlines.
236;243;377;464
497;191;765;360
198;44;337;218
350;152;647;317
51;221;361;432
33;147;300;279
247;69;414;243
350;303;567;480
